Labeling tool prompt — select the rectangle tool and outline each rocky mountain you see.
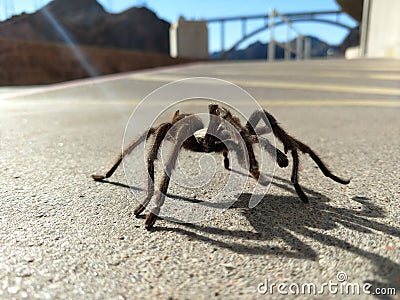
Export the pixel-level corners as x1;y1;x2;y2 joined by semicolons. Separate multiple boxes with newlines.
0;0;170;54
211;36;335;60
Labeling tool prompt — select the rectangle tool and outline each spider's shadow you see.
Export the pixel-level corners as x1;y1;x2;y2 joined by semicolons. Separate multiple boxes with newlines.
98;176;400;297
95;179;203;204
154;176;400;298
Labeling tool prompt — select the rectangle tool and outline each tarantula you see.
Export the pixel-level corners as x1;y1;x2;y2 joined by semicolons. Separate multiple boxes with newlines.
92;104;350;229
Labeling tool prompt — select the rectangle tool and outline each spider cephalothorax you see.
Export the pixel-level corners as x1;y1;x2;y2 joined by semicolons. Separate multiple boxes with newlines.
92;104;350;229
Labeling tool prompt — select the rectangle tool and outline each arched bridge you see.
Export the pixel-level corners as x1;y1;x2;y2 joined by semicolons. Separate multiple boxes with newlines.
204;10;354;59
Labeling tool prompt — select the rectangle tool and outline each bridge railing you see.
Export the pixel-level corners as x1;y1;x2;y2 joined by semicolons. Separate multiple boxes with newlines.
269;9;310;62
203;10;347;60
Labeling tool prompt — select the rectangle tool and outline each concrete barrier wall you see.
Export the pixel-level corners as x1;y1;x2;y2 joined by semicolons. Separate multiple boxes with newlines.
170;18;209;59
0;39;193;86
367;0;400;58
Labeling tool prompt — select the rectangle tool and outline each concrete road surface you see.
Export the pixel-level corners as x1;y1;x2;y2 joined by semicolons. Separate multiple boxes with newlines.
1;59;399;299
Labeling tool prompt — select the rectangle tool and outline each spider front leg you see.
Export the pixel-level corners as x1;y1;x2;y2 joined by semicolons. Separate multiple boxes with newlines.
212;105;262;181
145;123;192;230
257;136;289;168
91;128;155;181
223;150;230;170
133;123;173;217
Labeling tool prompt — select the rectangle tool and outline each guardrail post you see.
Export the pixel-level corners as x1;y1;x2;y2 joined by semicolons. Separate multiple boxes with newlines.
241;18;247;38
285;40;291;60
221;20;225;52
296;35;303;60
268;9;275;62
285;27;291;60
304;37;311;59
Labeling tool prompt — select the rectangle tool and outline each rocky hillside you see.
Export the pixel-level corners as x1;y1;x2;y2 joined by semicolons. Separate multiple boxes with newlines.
0;0;170;54
0;39;191;85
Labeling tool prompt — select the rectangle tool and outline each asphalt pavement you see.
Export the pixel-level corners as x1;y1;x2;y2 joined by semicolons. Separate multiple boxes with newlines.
1;59;399;299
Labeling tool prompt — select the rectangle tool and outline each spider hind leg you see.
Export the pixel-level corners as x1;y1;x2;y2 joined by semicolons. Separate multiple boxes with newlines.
247;109;350;203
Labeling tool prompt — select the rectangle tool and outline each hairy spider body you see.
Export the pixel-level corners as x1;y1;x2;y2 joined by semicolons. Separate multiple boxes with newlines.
92;104;349;229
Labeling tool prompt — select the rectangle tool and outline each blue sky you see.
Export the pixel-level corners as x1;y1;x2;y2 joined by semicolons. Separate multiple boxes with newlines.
2;0;358;52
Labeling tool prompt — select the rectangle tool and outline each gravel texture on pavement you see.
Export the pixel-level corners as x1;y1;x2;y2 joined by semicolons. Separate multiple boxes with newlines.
1;59;399;299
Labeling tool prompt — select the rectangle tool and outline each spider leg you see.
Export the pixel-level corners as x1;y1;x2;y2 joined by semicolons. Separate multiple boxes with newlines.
250;109;350;201
258;136;289;168
262;109;350;184
252;110;310;201
294;140;350;185
264;114;312;202
144;174;171;229
223;150;230;170
145;122;192;230
291;149;309;203
133;123;173;216
203;104;220;152
212;141;230;170
204;104;235;171
245;110;289;167
214;105;261;181
245;109;272;136
91;128;155;181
